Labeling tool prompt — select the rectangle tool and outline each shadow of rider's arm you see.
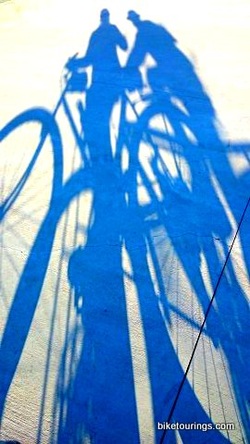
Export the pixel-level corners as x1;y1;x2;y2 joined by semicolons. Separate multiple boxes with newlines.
114;25;128;51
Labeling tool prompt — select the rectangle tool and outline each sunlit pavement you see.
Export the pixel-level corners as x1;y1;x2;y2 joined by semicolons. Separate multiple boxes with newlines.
0;1;249;443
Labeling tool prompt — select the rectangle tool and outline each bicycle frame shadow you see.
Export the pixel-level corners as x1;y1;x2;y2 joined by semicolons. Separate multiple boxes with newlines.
51;91;249;443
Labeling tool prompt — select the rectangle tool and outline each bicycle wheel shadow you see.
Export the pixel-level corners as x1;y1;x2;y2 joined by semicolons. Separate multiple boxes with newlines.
0;109;65;424
144;129;250;443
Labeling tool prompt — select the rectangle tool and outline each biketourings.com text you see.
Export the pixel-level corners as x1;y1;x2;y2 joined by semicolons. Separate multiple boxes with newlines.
157;422;235;432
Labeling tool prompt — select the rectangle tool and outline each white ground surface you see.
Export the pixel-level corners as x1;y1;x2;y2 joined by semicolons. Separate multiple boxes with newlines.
0;1;249;443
